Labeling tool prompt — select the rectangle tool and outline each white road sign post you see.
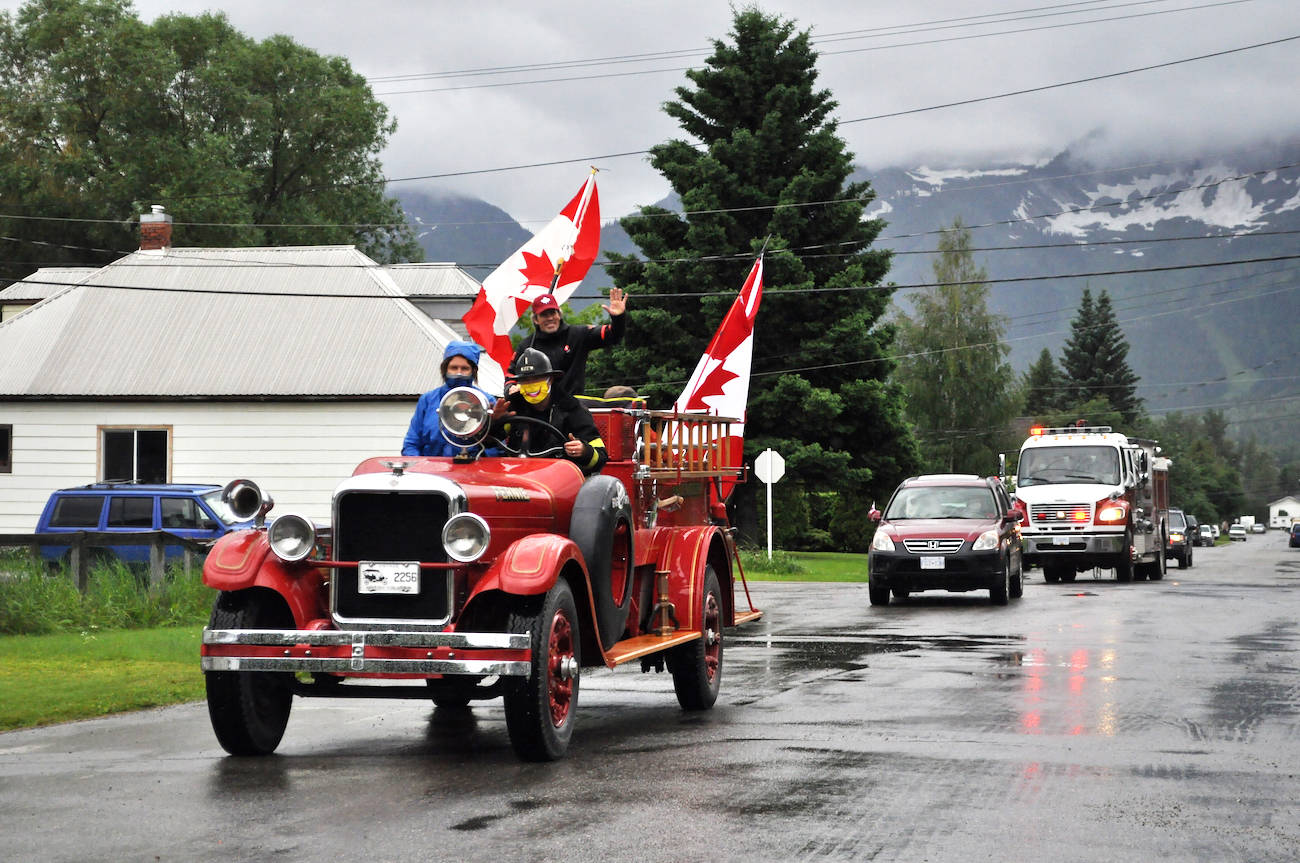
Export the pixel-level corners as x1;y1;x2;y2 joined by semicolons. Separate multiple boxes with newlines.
754;448;785;560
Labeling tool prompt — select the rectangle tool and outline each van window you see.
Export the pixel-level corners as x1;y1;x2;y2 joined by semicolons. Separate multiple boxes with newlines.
107;496;154;528
161;497;203;529
48;495;104;527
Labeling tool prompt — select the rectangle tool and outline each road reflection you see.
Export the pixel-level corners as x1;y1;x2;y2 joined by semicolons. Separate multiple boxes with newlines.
1019;646;1118;737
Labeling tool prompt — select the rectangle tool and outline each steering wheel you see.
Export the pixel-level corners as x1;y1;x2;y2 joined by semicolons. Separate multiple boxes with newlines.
491;415;569;458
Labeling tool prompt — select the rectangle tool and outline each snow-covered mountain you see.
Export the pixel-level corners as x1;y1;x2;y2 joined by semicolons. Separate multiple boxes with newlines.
397;136;1300;430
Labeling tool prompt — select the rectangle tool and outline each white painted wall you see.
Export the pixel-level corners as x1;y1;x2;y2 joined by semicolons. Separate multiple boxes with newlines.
0;400;417;531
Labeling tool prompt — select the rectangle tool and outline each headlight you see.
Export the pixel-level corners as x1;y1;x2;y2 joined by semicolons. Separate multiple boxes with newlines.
222;478;273;522
1096;504;1127;524
972;529;999;551
442;512;491;562
268;513;315;562
438;387;491;444
871;530;895;552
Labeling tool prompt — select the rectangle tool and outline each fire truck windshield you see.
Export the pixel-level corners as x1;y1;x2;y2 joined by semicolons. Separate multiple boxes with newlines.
1017;445;1120;487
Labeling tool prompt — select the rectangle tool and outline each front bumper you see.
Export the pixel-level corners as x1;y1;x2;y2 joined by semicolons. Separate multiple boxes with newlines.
201;628;531;677
1021;531;1125;561
868;549;1003;592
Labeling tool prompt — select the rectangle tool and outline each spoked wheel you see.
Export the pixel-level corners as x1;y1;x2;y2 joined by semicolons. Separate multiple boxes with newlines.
204;590;294;756
504;580;580;761
668;566;723;711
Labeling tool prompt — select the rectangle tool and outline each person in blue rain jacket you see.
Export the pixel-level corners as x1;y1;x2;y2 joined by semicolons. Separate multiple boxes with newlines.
402;340;498;457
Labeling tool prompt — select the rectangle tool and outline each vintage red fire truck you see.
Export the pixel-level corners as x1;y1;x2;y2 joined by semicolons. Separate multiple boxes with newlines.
199;390;761;761
1011;424;1170;583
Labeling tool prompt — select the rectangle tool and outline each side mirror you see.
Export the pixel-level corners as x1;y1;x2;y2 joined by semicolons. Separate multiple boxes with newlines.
868;507;882;523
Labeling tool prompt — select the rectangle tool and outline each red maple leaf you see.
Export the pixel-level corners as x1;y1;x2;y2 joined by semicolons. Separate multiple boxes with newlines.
518;250;556;289
683;363;738;411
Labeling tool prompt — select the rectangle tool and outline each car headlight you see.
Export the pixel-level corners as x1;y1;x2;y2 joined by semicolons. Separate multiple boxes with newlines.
871;530;895;552
438;387;491;445
268;513;315;562
972;529;999;551
442;512;491;562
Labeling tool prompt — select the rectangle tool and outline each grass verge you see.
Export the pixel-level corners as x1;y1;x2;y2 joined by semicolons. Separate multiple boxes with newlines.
0;626;205;731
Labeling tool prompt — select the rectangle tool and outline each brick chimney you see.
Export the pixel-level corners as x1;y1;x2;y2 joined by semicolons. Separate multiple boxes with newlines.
139;204;173;251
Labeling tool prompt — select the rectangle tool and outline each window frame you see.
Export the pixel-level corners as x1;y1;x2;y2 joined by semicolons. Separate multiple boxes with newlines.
0;423;10;473
98;425;172;483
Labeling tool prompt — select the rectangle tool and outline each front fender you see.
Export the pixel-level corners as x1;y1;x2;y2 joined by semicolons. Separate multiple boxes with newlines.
469;533;587;600
202;529;325;627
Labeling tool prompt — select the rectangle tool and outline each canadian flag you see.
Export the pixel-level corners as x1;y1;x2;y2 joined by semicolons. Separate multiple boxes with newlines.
461;172;601;371
674;255;763;499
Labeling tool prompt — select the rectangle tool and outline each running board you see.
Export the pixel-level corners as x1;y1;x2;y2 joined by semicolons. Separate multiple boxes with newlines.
733;609;763;625
605;631;701;666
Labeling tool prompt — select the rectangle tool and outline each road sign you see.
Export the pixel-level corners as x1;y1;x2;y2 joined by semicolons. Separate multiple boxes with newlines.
755;449;785;484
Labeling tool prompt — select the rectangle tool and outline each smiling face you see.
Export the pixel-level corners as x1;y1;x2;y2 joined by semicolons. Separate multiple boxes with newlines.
533;308;562;335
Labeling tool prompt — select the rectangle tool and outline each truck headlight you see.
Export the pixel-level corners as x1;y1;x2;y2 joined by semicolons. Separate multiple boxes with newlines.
438;387;491;445
268;513;315;562
871;530;895;552
442;512;490;562
1096;502;1127;524
972;529;999;551
222;478;273;523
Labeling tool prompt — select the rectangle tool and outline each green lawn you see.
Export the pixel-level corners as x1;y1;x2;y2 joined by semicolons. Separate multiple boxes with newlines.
0;626;205;731
739;550;870;582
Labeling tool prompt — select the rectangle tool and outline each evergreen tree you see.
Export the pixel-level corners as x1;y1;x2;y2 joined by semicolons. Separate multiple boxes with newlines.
895;220;1016;474
1023;348;1062;416
589;7;920;547
1059;287;1142;423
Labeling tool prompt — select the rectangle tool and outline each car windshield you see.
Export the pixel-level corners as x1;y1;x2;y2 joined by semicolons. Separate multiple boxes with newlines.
1168;511;1186;530
884;486;999;520
1017;446;1121;486
201;490;243;526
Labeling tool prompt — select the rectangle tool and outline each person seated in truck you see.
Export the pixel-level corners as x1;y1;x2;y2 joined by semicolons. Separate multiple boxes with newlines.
490;348;607;475
402;340;499;457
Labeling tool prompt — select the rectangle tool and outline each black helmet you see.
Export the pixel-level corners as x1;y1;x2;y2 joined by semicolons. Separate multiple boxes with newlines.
513;347;557;379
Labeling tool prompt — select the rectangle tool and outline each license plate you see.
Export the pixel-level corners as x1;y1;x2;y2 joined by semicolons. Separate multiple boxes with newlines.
920;556;945;570
1052;536;1072;546
358;561;421;595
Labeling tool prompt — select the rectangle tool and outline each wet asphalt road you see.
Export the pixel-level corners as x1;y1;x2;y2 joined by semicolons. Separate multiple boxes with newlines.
2;532;1298;862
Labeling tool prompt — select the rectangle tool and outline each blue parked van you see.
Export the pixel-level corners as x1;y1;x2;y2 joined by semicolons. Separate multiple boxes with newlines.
35;483;255;566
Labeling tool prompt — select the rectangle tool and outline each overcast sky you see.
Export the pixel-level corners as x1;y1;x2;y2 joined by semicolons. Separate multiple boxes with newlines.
6;0;1300;224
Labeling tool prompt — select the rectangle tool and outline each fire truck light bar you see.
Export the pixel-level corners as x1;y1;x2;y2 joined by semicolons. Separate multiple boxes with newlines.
1030;425;1112;436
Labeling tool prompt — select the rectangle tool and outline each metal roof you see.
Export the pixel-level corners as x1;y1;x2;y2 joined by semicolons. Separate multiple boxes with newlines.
0;267;99;301
384;262;481;298
0;246;503;398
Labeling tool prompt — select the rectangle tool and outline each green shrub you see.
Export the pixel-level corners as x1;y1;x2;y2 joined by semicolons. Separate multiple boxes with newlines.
737;548;806;575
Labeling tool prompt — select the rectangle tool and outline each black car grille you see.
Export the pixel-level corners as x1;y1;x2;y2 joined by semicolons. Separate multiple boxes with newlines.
333;491;452;625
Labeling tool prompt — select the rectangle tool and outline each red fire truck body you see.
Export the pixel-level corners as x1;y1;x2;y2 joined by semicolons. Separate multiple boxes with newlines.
199;398;760;761
1012;425;1170;583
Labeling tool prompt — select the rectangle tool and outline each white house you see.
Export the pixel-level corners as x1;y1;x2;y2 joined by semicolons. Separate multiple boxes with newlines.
0;208;500;532
1268;495;1300;529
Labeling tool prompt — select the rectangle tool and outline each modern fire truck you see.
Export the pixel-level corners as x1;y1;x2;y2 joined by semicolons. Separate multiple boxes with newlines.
199;391;761;761
1012;424;1170;584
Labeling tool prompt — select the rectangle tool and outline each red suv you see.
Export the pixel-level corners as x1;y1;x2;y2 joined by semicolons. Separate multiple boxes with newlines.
868;474;1023;606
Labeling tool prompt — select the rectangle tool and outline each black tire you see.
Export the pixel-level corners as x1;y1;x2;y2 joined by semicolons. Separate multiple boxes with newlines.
667;567;723;711
503;580;580;761
1149;545;1167;581
204;591;294;756
868;579;891;606
1009;554;1024;599
425;679;473;710
570;475;634;648
1061;570;1077;583
1043;566;1063;585
1115;532;1135;582
1178;548;1190;569
892;588;910;600
990;557;1010;605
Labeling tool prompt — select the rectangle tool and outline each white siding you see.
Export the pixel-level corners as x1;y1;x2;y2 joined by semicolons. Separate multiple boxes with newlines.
0;400;417;531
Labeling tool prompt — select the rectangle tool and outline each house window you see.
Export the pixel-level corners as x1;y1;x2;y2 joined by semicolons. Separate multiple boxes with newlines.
101;427;170;483
0;424;10;473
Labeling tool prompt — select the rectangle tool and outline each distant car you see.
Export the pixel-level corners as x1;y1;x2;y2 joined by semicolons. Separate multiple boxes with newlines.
1165;508;1193;568
868;474;1023;606
1228;524;1248;542
1250;523;1266;534
1185;514;1201;545
35;482;255;567
1290;523;1300;548
1197;524;1215;546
